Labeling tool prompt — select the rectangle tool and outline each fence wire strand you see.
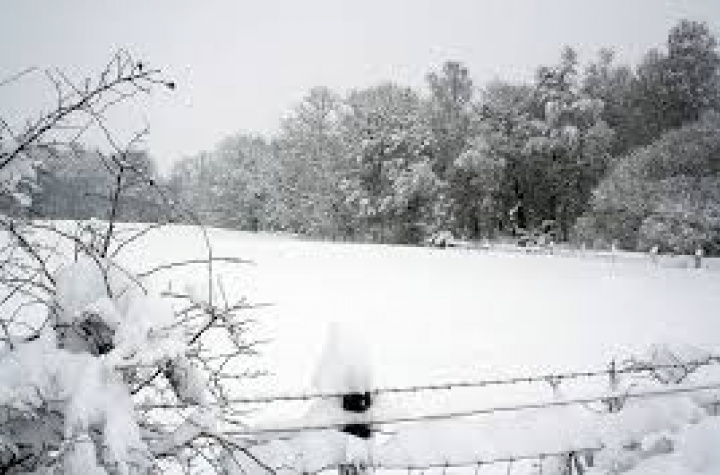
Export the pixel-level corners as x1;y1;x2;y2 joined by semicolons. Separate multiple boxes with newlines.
303;445;603;474
138;356;720;409
211;380;720;437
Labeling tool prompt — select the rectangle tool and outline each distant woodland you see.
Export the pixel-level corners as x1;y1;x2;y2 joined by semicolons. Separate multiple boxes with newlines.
26;20;720;254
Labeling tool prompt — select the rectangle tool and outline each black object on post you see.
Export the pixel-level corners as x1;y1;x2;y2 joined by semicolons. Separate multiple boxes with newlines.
342;392;372;413
341;391;373;439
342;423;372;439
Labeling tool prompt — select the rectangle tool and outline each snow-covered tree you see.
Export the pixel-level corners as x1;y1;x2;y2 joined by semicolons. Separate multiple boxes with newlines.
579;110;720;252
425;61;476;177
449;133;506;238
476;79;536;233
275;87;353;237
626;19;720;149
665;20;720;124
208;134;280;231
582;48;636;156
341;83;442;244
520;47;615;239
169;134;281;231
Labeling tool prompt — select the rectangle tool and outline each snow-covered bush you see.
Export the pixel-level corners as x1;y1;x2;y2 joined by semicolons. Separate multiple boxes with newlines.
637;215;714;255
0;258;183;473
0;52;262;474
580;111;720;254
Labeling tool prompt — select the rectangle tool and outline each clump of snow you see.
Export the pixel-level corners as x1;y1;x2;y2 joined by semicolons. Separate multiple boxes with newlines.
589;417;720;475
62;434;109;475
640;431;674;458
54;255;186;366
677;417;720;473
0;250;198;472
243;430;350;474
313;322;373;394
108;294;185;367
151;405;217;458
55;255;114;326
0;337;149;473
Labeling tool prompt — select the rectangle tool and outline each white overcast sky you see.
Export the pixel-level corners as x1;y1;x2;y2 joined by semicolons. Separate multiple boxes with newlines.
1;0;719;173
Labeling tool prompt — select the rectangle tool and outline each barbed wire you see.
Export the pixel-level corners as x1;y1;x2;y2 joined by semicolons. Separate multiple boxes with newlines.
132;350;720;474
137;356;720;409
469;241;718;271
211;380;720;437
301;445;604;474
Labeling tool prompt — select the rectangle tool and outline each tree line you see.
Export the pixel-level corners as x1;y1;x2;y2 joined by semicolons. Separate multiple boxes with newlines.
28;20;720;253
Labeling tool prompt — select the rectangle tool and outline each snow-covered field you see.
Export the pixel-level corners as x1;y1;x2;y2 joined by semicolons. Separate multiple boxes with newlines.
6;223;720;474
122;226;720;392
111;225;720;474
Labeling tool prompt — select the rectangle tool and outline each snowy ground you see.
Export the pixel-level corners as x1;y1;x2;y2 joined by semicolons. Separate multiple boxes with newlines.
6;223;720;473
108;225;720;474
121;226;720;394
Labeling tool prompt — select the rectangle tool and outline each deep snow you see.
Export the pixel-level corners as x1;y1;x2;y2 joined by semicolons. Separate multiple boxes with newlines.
5;223;720;473
120;226;720;397
112;225;720;473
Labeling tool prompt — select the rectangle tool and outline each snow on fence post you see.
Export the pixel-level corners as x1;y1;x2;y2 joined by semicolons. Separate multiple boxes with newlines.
312;323;374;475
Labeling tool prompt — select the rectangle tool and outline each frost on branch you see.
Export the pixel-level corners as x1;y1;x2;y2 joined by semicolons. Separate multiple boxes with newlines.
0;51;263;474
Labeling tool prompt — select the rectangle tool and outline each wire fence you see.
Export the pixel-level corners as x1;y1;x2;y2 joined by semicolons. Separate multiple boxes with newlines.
216;380;720;437
138;354;720;474
139;356;720;409
457;240;720;271
305;446;604;474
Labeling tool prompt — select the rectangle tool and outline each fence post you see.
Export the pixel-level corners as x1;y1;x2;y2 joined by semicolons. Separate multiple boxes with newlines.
650;245;659;266
338;390;373;475
313;324;374;475
607;359;623;413
695;247;703;269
